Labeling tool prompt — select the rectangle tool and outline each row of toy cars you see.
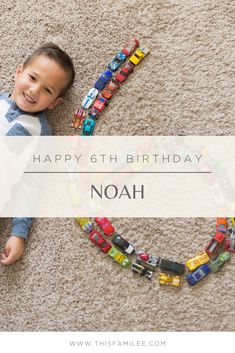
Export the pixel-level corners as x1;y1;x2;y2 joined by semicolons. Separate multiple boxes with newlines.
71;36;150;135
76;217;131;268
76;216;235;288
185;218;233;285
76;216;186;287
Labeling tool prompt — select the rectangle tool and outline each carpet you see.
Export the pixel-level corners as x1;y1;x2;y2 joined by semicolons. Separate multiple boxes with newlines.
0;0;234;331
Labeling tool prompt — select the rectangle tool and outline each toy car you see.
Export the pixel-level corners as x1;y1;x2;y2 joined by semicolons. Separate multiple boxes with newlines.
71;109;86;129
115;61;134;83
122;36;140;56
107;246;131;268
88;111;98;120
186;264;211;286
101;80;119;100
231;217;235;226
186;252;210;272
89;230;112;253
93;96;107;112
95;217;115;236
159;273;182;287
229;229;235;248
225;230;235;253
129;46;150;65
131;262;153;280
209;251;230;272
159;259;185;275
112;233;135;255
136;249;159;268
90;106;100;119
82;88;99;109
76;217;93;233
205;232;225;256
216;218;228;233
108;51;126;71
94;70;113;90
82;118;96;136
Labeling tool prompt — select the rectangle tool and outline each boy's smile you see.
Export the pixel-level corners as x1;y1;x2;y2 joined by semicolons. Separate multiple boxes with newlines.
11;55;69;113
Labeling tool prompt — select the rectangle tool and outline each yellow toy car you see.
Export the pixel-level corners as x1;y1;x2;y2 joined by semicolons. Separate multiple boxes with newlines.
186;252;209;271
129;46;150;65
231;217;235;226
159;273;182;287
76;217;93;233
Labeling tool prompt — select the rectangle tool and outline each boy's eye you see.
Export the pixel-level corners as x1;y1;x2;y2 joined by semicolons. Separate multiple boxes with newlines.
45;88;53;94
29;74;36;80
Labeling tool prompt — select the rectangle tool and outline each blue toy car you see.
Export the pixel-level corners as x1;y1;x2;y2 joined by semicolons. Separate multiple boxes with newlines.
82;118;96;136
108;51;126;72
94;70;112;90
186;264;211;286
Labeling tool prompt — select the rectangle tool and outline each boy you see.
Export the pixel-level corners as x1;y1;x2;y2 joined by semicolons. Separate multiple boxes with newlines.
0;43;75;265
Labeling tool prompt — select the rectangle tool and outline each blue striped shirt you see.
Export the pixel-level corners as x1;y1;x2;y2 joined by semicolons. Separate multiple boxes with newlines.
0;92;52;239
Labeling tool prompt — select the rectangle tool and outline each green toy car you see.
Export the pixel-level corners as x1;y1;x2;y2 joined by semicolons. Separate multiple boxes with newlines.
107;246;131;268
209;251;230;272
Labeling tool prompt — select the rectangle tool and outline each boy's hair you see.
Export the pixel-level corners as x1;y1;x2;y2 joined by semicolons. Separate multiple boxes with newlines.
23;43;75;96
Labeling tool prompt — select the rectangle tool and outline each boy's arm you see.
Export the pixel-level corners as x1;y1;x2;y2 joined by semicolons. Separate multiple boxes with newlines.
2;111;52;265
11;217;33;239
0;218;32;265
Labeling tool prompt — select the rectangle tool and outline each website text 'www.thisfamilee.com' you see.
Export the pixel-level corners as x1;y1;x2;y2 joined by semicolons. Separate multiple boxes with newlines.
68;339;167;348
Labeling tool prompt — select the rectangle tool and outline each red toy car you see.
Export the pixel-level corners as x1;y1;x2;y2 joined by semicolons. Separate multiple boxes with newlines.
225;239;235;253
71;109;85;129
225;230;235;253
101;80;119;100
205;232;226;256
93;96;107;112
95;217;115;236
115;61;134;83
122;36;139;56
89;230;112;253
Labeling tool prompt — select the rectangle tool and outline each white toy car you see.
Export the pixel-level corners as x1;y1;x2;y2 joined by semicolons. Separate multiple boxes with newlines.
136;249;159;268
82;88;99;109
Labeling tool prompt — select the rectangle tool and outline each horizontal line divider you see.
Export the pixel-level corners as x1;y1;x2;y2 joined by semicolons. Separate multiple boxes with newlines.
24;171;212;174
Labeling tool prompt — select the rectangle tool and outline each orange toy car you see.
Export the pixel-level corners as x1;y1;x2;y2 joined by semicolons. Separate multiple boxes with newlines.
101;80;119;100
71;109;86;129
216;218;228;233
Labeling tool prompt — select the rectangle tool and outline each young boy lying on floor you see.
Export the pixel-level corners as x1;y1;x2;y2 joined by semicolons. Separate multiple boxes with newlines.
0;43;75;265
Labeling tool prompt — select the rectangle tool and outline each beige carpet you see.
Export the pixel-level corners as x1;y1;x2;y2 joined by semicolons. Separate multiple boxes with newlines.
0;0;235;331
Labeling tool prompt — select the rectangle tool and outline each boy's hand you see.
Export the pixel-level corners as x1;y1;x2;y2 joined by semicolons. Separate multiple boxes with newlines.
0;236;25;265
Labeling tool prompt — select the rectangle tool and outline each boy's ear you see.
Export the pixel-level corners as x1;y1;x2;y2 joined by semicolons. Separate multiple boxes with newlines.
14;64;24;81
47;97;64;110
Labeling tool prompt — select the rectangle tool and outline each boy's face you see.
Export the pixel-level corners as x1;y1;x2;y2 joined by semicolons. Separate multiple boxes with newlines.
11;55;70;113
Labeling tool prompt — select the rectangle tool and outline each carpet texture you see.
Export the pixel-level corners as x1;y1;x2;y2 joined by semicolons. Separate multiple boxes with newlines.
0;0;235;331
